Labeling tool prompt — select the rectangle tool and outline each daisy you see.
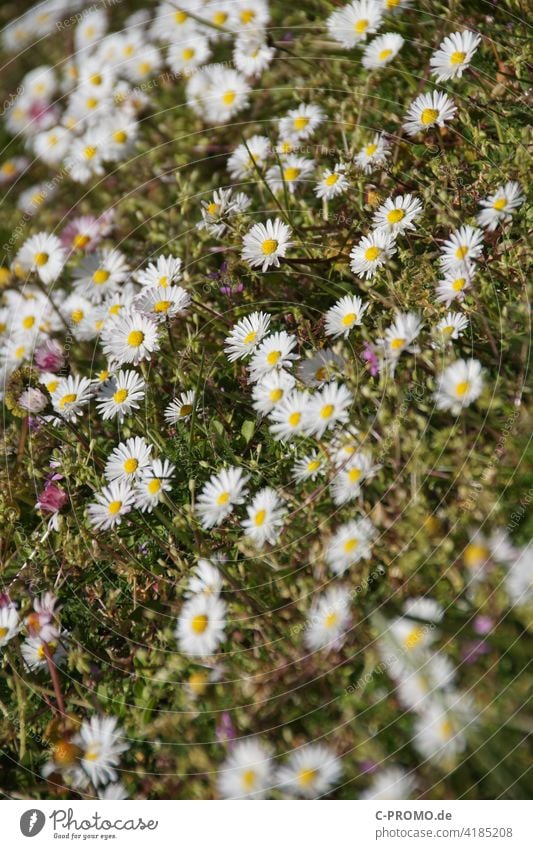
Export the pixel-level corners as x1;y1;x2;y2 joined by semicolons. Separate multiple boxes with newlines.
224;311;271;361
99;783;128;800
505;543;533;608
380;311;422;362
134;459;175;512
360;766;415;800
66;131;107;183
305;586;352;651
234;0;270;30
168;34;211;76
75;715;129;787
0;604;20;647
330;451;377;504
61;215;104;254
382;0;411;12
299;349;344;386
218;739;274;800
279;104;325;140
325;294;368;339
241;487;286;547
326;517;376;575
430;30;481;82
350;229;396;278
278;745;342;798
164;391;197;424
477;181;524;231
51;375;94;422
435;311;469;342
362;33;404;69
184;557;224;599
104;436;152;483
196;466;249;529
435;267;475;306
402;91;457;137
176;594;227;656
135;285;191;323
242;219;292;272
62;294;98;341
87;480;136;531
412;695;473;767
98;113;140;162
372;194;423;234
0;156;29;185
439;225;484;271
266;155;315;195
233;32;275;77
73;248;130;303
21;634;66;672
198;188;250;237
314;165;349;200
268;390;310;441
101;310;160;366
389;598;442;653
16;233;66;285
135;255;183;288
327;0;384;49
248;331;299;381
395;653;456;713
251;370;296;416
192;66;250;124
354;133;390;173
33;125;71;165
434;358;484;414
292;451;324;482
227;134;271;180
96;370;145;422
304;381;353;438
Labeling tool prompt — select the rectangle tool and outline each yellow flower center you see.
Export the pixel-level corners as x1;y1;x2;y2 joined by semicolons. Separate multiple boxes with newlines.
71;309;84;324
307;460;321;472
59;393;77;408
182;48;195;60
364;246;381;262
113;130;127;144
15;344;26;359
378;48;393;61
266;350;281;365
261;239;278;255
22;315;36;329
154;300;172;313
440;719;454;739
342;312;357;326
288;411;301;427
191;614;208;634
298;767;318;787
213;11;228;25
404;625;425;650
222;90;236;106
343;538;358;554
98;370;108;381
324;612;338;629
387;208;405;224
320;403;335;419
493;197;507;210
325;173;339;186
138;61;151;75
365;143;377;156
421;108;439;125
207;202;219;216
180;404;193;417
175;10;188;23
108;304;122;316
390;337;405;350
452;277;466;291
242;770;256;791
254;509;266;526
348;467;362;483
241;9;256;23
159;276;168;287
84;748;100;761
48;134;58;146
127;330;145;347
455;245;468;260
148;478;161;495
73;233;90;249
34;252;49;266
450;51;466;65
113;388;128;403
188;670;208;695
243;330;257;345
1;161;16;175
83;145;97;160
293;116;310;131
123;458;138;474
108;500;122;515
455;380;470;397
92;269;110;284
90;73;102;86
464;543;490;569
284;167;300;181
53;741;79;767
269;388;283;402
0;627;8;638
217;491;230;505
354;18;369;33
46;380;58;393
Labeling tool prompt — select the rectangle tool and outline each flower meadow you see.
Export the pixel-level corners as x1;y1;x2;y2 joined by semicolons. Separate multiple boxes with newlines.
0;0;531;802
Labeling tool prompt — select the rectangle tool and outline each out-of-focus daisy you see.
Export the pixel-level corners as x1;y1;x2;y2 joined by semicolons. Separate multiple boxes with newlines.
98;782;128;800
102;310;160;366
16;233;66;285
196;466;249;529
327;0;384;49
389;597;442;653
395;653;456;714
304;381;353;438
314;165;349;200
430;30;481;82
277;745;342;798
379;311;422;364
87;481;135;531
402;91;457;137
350;229;396;278
134;459;175;512
268;389;309;441
0;603;20;647
233;31;275;77
0;156;29;185
227;134;271;180
305;586;352;652
51;375;93;422
434;358;484;414
241;487;286;547
505;543;533;609
292;451;324;483
362;33;404;69
299;349;344;386
189;66;250;124
439;225;484;272
248;331;299;381
218;739;274;800
372;194;423;234
325;294;368;339
354;133;390;173
135;255;183;288
104;436;152;483
360;766;415;800
251;370;296;416
168;34;211;76
435;267;475;306
242;218;292;272
435;311;469;342
328;425;362;465
279;103;325;140
224;311;271;362
185;557;224;599
73;248;130;303
21;634;66;671
330;451;378;504
176;594;227;656
326;517;376;575
477;181;524;231
74;715;129;787
266;155;315;195
412;695;474;768
164;390;197;424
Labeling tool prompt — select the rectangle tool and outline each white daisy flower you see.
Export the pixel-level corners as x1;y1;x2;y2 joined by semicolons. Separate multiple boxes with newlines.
412;694;474;767
16;232;66;284
176;594;227;657
266;155;315;195
354;133;390;173
75;715;129;787
350;228;396;279
402;91;457;137
279;103;325;140
477;181;524;231
362;32;404;69
135;255;183;288
196;466;250;529
395;653;456;714
104;436;152;483
135;285;190;323
51;375;94;422
327;0;384;49
379;311;422;362
434;358;484;414
430;30;481;82
328;426;362;465
299;349;344;386
325;294;368;339
251;370;296;416
0;604;20;647
21;634;66;672
22;64;56;100
33;125;71;165
360;766;415;800
439;225;484;272
96;370;145;422
233;31;275;77
314;165;349;200
241;487;286;547
248;331;299;381
372;193;423;234
304;381;353;438
74;8;108;51
87;480;136;531
505;543;533;608
73;248;130;303
168;34;211;76
382;0;411;12
101;310;160;366
134;459;175;512
98;782;128;800
292;452;324;483
268;389;310;441
277;745;342;798
227;134;271;180
435;311;469;342
242;218;292;272
189;65;250;124
224;311;271;362
305;586;352;651
233;0;270;30
389;598;442;654
164;391;197;424
330;451;378;505
185;557;224;599
197;187;250;237
218;739;274;800
66;131;107;183
435;267;475;306
326;517;376;576
62;294;97;341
